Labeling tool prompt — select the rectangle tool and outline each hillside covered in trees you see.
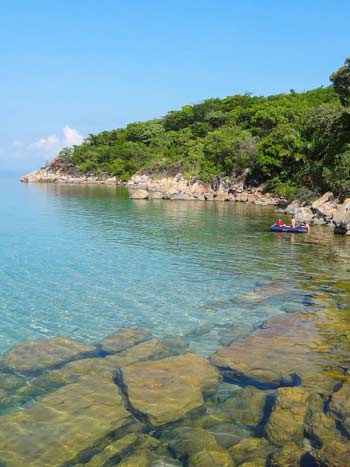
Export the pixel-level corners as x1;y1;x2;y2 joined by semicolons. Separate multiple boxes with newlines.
59;59;350;200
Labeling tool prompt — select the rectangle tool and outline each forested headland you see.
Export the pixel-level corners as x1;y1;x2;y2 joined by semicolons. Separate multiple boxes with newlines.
58;59;350;201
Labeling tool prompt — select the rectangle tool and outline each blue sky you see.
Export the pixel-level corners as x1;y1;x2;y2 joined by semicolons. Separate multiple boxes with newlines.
1;0;349;172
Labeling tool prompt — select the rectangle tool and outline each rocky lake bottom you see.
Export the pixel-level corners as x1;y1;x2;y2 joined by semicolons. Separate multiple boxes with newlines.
0;179;350;466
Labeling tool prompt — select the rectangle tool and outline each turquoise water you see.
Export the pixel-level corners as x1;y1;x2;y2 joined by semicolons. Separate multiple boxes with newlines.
0;178;349;355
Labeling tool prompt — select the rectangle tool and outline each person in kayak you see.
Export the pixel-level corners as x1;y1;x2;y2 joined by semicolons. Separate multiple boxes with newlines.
276;218;284;227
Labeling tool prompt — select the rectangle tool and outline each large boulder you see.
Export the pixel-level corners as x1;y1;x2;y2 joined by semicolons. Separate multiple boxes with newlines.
311;192;338;219
265;387;310;446
100;327;152;354
285;200;302;215
118;353;220;426
294;206;314;223
0;376;132;467
129;189;149;199
0;337;96;373
333;198;350;234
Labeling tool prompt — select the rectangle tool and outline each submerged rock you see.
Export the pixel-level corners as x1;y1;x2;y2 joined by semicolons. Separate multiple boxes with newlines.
218;385;268;427
0;337;96;373
118;353;220;426
328;383;350;436
265;387;310;446
105;338;171;367
235;281;292;304
304;392;342;446
211;312;344;392
163;427;221;458
0;375;132;467
269;442;305;467
310;440;350;467
84;433;139;466
229;437;272;466
100;327;152;354
3;338;172;411
188;449;235;467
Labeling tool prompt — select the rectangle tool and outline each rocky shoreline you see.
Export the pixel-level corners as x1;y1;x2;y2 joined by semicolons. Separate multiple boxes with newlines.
21;159;350;234
0;281;349;466
21;163;284;206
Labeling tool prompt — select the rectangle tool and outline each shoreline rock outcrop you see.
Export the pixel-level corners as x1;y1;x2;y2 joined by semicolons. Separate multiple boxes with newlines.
127;173;284;205
21;158;285;206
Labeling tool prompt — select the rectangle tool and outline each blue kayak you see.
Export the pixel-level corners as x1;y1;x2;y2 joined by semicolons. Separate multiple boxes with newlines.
270;225;308;233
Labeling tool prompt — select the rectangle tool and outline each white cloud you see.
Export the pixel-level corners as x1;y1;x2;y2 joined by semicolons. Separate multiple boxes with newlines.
30;126;84;157
0;126;84;172
62;126;84;147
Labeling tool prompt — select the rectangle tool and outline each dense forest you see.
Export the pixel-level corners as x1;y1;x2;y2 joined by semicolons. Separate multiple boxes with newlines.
59;59;350;200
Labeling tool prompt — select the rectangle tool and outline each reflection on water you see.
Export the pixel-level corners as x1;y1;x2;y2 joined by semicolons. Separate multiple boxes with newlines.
0;180;350;465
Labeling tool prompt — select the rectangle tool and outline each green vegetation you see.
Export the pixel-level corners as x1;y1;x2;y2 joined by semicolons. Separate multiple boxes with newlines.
60;59;350;200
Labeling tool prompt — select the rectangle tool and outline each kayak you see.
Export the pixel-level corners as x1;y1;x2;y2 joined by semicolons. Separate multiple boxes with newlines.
270;225;308;233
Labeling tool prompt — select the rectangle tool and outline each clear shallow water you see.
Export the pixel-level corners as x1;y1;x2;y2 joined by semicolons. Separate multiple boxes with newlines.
0;178;349;355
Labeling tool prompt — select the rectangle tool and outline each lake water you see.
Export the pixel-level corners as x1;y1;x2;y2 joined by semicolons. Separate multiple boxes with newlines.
1;178;350;466
0;178;349;356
